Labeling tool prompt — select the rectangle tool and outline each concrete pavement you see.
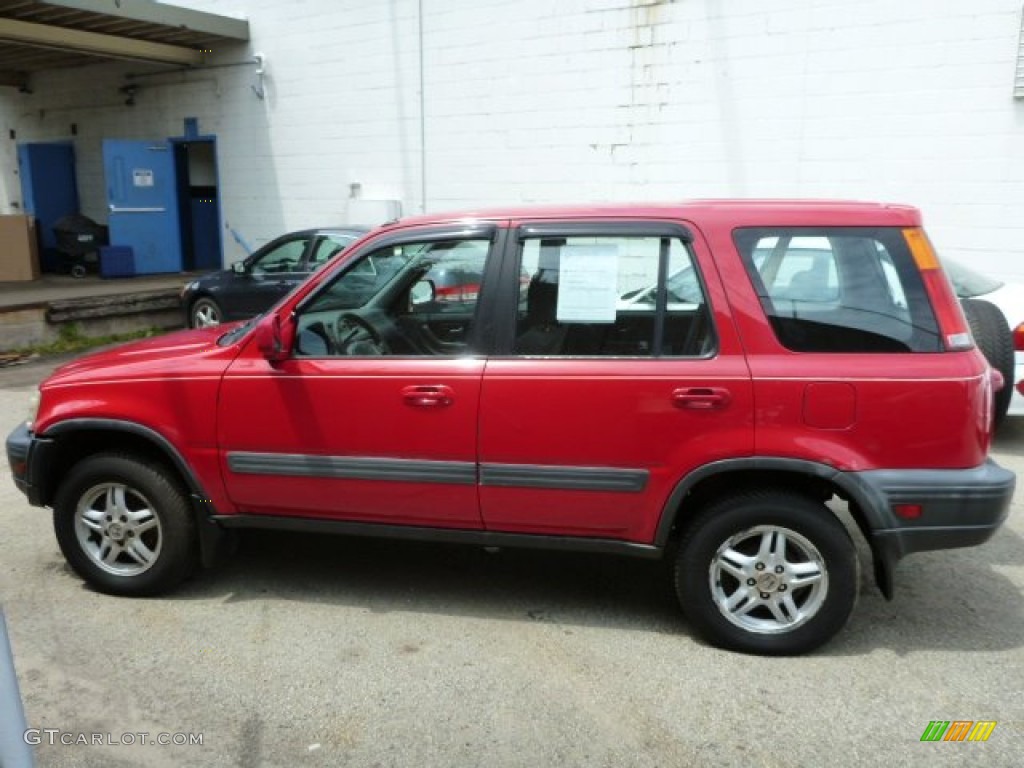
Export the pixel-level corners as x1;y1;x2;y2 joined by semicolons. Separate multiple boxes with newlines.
0;353;1022;767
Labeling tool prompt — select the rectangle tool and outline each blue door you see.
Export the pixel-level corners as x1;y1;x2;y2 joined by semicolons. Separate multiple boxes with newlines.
103;139;182;274
17;142;80;270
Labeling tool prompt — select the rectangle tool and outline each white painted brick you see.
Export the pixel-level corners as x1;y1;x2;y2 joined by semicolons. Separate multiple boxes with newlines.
4;0;1024;277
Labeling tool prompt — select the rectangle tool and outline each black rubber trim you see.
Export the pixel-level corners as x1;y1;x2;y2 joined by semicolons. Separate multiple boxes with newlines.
4;423;28;466
225;453;649;492
655;457;893;598
516;221;693;241
655;456;1015;600
43;418;210;497
226;452;477;485
654;457;886;547
480;463;649;492
465;226;510;355
5;423;39;504
491;224;528;353
855;460;1015;560
330;222;497;251
213;514;662;558
36;418;224;567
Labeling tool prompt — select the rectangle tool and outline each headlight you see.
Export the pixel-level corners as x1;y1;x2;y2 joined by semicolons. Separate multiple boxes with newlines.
180;281;199;299
26;389;40;430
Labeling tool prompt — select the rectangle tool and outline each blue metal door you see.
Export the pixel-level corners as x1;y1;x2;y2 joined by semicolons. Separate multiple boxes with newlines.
17;142;79;270
103;139;182;274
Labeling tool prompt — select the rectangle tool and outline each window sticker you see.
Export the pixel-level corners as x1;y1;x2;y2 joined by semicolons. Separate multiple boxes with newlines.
557;243;619;323
132;168;154;187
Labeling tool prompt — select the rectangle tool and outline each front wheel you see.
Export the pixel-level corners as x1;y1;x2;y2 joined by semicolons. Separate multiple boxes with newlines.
675;491;857;655
53;454;197;596
190;297;223;328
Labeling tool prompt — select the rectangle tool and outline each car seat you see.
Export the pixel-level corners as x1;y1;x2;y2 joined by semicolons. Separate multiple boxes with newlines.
516;273;567;354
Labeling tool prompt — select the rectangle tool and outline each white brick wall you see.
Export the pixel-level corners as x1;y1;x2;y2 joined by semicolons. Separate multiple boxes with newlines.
3;0;1024;278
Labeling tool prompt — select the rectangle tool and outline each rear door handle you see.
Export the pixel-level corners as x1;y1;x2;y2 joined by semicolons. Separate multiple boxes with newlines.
672;387;731;410
402;384;454;407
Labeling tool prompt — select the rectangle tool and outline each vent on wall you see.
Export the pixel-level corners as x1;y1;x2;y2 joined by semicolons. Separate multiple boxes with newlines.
1016;7;1024;98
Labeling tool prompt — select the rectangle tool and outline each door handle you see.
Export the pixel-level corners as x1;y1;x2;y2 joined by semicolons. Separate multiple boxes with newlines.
402;385;454;407
672;387;731;410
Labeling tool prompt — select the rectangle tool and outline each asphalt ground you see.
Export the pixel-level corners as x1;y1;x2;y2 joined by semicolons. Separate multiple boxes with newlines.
1;353;1022;767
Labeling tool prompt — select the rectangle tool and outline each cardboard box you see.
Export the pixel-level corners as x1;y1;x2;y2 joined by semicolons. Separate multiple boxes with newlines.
0;215;41;282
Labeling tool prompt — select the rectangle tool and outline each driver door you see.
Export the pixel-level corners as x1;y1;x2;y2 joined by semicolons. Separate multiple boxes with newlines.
217;224;504;528
228;234;312;318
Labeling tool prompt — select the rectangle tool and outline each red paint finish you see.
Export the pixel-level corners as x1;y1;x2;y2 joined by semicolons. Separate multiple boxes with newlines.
743;352;989;470
802;382;857;430
34;326;244;513
217;350;485;526
478;359;754;540
24;200;1000;548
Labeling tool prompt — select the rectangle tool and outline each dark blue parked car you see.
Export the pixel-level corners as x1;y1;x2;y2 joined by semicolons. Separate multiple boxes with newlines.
180;226;368;328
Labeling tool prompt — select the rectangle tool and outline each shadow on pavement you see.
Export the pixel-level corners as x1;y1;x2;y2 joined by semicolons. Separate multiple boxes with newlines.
145;523;1024;657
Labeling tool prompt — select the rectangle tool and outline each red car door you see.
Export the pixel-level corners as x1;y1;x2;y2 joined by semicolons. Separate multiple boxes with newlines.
217;224;505;528
477;220;755;544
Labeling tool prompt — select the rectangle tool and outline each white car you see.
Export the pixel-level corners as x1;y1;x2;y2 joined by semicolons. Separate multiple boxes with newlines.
946;259;1024;419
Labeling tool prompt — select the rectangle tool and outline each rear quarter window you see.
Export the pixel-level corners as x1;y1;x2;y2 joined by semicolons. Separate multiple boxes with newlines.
734;227;942;353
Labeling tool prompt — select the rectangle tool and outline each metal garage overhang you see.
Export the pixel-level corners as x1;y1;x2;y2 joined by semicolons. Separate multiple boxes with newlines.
0;0;249;89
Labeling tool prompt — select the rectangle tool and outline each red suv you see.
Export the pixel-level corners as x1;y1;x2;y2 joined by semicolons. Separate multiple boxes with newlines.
6;202;1015;655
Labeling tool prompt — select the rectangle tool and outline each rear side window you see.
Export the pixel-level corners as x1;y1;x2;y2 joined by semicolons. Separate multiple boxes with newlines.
734;228;941;353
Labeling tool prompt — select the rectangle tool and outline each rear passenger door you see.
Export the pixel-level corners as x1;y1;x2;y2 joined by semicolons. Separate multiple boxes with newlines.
477;221;755;543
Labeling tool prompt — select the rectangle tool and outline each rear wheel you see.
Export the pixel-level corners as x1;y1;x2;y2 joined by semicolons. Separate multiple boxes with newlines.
190;297;222;328
962;298;1014;427
53;454;197;596
675;490;857;655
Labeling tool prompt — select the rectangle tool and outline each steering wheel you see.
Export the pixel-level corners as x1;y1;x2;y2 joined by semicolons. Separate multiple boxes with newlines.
336;312;391;355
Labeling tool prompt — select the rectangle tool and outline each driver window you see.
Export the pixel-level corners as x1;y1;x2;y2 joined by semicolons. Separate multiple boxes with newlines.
294;237;492;357
251;238;309;276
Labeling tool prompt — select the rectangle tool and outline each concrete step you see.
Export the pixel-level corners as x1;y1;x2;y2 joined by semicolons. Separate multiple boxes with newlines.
47;289;181;323
0;274;192;350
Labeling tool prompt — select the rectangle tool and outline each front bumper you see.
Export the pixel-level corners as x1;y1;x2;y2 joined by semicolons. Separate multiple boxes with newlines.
5;422;46;507
857;458;1014;562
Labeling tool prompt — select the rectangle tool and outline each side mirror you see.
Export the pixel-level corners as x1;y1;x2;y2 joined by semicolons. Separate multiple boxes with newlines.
254;313;295;363
232;261;247;275
410;279;435;306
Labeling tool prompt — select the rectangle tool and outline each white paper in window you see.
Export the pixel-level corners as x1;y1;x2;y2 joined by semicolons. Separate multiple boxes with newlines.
556;244;619;323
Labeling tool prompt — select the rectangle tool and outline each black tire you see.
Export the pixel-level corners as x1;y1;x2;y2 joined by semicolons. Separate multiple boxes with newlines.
675;491;857;655
189;297;223;328
962;298;1014;427
53;454;197;596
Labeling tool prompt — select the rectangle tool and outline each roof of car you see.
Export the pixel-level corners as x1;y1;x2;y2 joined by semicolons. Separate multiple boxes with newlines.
316;225;371;234
383;200;923;231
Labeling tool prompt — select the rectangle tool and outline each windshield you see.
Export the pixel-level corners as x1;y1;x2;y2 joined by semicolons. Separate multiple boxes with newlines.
943;258;1003;298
